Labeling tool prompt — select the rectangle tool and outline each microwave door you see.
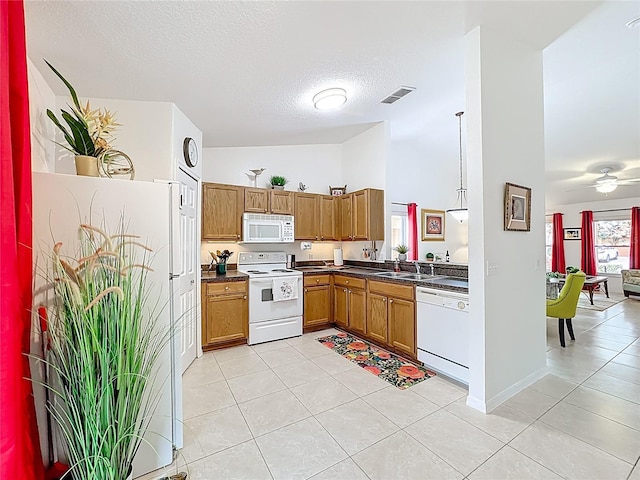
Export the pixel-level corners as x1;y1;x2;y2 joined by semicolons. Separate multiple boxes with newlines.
247;221;282;243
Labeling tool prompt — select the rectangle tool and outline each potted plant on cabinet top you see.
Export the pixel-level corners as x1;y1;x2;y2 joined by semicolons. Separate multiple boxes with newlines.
394;244;410;261
40;222;171;480
45;60;121;177
270;175;287;190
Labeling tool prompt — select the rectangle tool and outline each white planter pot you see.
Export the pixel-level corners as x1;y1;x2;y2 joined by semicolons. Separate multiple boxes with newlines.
398;253;407;261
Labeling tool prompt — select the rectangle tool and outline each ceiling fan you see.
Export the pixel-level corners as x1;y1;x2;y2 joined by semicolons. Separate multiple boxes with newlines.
592;167;640;194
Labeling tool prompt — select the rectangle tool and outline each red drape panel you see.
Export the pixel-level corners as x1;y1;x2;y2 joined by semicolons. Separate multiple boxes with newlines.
0;1;43;478
630;206;640;269
407;203;418;261
581;210;597;276
551;213;566;273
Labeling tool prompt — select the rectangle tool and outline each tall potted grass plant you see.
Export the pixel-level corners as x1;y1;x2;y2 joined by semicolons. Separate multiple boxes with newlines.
41;222;171;480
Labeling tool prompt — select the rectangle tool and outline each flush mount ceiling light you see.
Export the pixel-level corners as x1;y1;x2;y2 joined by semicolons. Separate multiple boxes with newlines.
313;88;347;110
446;111;469;223
595;167;619;193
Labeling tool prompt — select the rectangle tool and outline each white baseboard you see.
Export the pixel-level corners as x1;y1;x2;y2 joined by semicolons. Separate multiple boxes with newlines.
466;366;548;413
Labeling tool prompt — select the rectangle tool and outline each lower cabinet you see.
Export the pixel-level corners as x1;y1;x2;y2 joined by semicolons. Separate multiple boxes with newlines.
334;275;367;336
303;274;333;330
366;280;416;358
201;280;248;350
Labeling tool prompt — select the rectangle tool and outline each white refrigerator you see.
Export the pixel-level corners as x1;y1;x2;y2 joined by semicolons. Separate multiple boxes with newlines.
32;172;183;477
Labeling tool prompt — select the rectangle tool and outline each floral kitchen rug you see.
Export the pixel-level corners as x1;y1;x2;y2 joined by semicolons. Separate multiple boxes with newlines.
316;332;435;389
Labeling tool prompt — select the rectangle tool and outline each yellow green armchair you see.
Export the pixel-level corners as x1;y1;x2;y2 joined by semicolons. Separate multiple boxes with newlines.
546;271;586;347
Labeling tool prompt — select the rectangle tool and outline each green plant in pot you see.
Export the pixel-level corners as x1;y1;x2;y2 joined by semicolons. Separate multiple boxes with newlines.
44;60;121;177
426;252;434;262
566;266;579;274
394;244;410;261
270;175;287;190
40;222;171;480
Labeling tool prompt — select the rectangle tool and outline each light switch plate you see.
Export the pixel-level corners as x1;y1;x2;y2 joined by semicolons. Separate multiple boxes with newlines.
486;261;498;276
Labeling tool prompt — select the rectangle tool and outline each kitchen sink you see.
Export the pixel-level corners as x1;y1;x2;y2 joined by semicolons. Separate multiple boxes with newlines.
401;273;445;281
429;276;469;288
374;271;414;278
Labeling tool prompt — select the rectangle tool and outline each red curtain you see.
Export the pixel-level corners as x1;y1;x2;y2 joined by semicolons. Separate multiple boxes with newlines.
580;210;597;276
407;203;418;261
0;1;43;478
631;206;640;269
551;213;566;273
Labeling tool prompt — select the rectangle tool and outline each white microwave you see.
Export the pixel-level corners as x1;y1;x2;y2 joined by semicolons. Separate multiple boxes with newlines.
242;213;295;243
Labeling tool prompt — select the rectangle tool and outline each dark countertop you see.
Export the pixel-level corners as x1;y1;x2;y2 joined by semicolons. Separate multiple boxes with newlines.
295;265;469;294
201;270;248;283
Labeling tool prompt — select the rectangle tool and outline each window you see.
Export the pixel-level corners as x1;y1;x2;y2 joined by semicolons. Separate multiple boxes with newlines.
545;221;553;272
594;219;630;274
390;212;408;260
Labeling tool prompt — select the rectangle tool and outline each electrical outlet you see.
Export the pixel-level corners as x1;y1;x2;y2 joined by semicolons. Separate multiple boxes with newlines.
309;253;314;260
300;242;312;251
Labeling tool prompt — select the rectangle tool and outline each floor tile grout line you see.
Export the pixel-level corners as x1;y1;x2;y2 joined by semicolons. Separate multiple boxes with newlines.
559;390;640;433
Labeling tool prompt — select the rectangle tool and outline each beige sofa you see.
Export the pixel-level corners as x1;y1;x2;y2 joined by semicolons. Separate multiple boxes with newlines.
621;269;640;298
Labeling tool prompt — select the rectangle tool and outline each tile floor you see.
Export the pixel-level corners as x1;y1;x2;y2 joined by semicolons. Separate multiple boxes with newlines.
139;296;640;480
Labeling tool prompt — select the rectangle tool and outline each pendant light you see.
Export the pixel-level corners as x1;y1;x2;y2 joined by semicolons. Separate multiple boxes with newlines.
446;111;468;222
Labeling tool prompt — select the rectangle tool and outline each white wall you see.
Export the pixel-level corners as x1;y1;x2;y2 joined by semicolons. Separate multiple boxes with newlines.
28;58;56;173
341;122;387;191
172;104;203;180
387;130;469;263
53;97;174;181
466;27;547;412
202;144;342;194
547;197;640;294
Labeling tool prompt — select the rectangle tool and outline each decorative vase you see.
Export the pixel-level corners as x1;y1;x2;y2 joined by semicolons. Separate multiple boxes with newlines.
75;155;100;177
216;263;227;275
272;185;285;190
398;253;407;261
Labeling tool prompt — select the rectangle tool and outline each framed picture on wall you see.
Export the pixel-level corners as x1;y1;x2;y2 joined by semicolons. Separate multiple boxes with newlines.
421;209;445;241
563;228;581;240
504;182;531;231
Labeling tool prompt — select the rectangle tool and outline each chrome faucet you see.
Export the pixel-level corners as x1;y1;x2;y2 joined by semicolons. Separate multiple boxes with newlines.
415;262;421;274
429;264;435;276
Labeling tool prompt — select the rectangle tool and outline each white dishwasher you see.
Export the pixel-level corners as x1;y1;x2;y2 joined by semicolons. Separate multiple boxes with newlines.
416;287;469;384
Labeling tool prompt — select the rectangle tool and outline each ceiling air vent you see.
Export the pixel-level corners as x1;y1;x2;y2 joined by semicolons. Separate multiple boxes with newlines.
380;86;416;104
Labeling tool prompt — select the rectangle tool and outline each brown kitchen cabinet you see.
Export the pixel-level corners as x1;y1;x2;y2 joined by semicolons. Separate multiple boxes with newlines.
334;275;366;335
270;190;294;215
244;187;270;213
303;274;333;330
295;193;339;241
245;188;294;215
202;183;243;241
367;280;416;357
294;193;319;240
340;189;384;241
201;280;248;350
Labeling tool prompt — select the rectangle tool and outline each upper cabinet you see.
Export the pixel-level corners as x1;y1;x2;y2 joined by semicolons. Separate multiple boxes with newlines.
244;188;294;215
270;190;294;215
203;183;382;243
202;183;243;241
294;193;339;241
340;189;384;241
244;188;270;213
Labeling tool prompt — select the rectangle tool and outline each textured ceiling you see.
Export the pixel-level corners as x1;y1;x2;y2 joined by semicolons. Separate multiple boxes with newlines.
24;1;639;205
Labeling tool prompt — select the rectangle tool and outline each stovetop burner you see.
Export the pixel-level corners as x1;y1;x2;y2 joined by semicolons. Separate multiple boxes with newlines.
272;269;295;273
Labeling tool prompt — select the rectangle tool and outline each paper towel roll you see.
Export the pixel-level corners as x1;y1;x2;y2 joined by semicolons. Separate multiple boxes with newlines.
333;248;344;266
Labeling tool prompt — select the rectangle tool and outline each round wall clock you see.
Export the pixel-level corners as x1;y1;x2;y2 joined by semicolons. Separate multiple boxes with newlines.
183;137;198;167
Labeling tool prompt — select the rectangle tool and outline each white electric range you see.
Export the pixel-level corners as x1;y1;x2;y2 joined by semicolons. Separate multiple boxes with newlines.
237;252;303;345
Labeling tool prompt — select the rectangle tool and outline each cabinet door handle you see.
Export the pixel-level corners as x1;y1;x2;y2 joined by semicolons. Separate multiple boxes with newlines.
389;299;394;303
304;288;308;293
346;280;349;284
316;279;320;283
243;295;247;300
383;298;387;302
237;234;240;239
225;286;229;290
344;289;347;293
321;236;324;240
